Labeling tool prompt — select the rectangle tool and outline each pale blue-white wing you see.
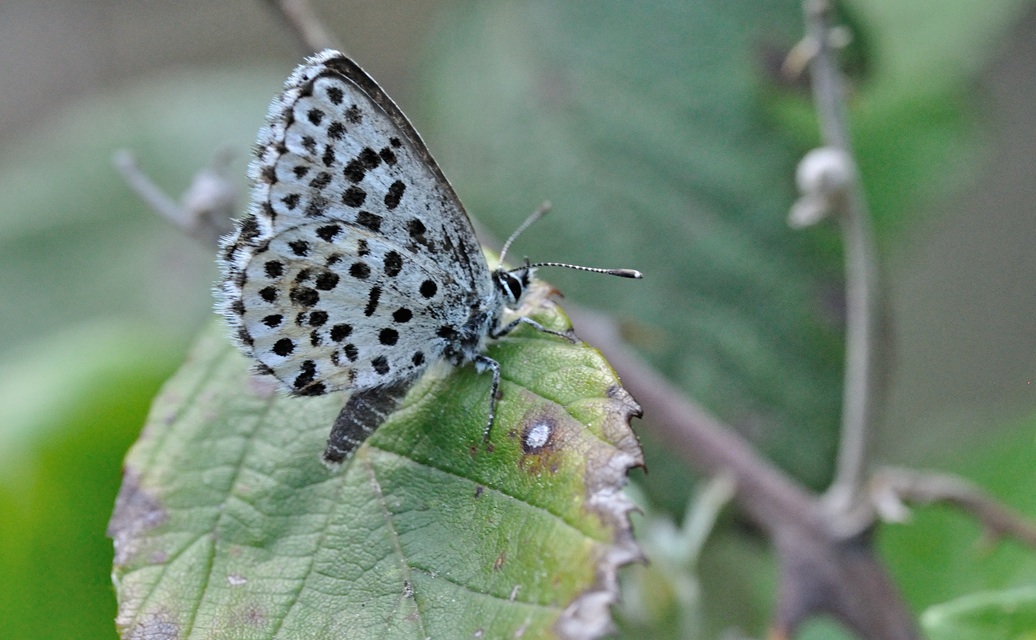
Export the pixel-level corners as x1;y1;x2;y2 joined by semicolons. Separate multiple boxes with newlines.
238;221;478;395
218;50;495;395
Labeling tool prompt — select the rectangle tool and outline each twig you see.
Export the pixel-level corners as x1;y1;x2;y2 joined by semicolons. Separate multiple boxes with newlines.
113;150;188;231
871;467;1036;547
113;149;238;245
798;0;884;522
261;0;340;54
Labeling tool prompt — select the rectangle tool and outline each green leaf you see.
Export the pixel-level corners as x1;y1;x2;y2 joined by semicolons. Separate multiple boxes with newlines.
110;283;643;640
923;585;1036;640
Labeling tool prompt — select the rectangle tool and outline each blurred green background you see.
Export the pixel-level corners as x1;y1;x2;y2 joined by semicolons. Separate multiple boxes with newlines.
1;1;1034;638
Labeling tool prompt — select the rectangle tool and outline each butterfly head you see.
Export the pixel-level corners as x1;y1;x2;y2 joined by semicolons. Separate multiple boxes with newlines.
493;261;534;309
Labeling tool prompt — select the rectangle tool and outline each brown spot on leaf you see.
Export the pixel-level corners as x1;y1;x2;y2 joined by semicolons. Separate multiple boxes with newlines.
521;416;556;454
107;469;167;567
516;407;569;476
123;611;180;640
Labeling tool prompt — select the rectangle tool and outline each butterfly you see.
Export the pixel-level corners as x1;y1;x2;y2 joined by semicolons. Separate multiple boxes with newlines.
218;50;640;465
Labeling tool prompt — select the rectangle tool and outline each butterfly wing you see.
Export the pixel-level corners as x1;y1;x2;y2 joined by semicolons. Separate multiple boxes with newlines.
219;50;495;396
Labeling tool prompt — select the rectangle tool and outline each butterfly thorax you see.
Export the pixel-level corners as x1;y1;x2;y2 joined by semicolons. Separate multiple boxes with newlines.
439;303;498;367
440;259;536;366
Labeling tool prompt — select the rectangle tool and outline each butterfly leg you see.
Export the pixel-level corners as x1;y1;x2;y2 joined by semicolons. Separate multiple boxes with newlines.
474;354;502;444
490;316;578;342
323;379;413;466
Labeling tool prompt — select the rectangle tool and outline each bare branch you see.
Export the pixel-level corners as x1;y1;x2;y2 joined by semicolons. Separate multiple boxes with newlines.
262;0;340;54
114;149;237;245
794;0;885;520
871;467;1036;547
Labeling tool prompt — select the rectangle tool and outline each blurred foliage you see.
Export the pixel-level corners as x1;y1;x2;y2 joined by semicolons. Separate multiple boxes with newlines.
422;1;845;499
1;0;1034;638
0;324;179;639
922;585;1036;640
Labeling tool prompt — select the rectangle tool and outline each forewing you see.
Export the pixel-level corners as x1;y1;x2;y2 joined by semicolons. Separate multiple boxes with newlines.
218;50;494;395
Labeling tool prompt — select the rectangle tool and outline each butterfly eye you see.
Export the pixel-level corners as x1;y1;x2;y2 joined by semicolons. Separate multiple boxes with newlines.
495;271;525;305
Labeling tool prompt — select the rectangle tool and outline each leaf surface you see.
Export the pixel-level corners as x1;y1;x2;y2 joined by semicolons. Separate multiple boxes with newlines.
110;282;643;640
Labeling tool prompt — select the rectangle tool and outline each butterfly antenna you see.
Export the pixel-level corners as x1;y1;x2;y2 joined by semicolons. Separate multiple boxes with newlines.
499;201;552;265
528;262;643;279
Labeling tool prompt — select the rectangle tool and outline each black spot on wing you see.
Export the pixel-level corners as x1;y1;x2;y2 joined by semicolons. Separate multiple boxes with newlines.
293;360;321;394
420;279;438;298
384;180;406;210
331;324;352;342
273;338;295;356
408;219;429;245
314;271;339;290
343;159;365;183
342;186;366;207
316;224;342;242
309;171;331;189
321;146;335;168
364;286;381;316
383;251;403;277
371;356;390;375
282;193;300;210
358;147;380;169
264;260;284;278
289;286;319;307
349;262;370;279
309;310;328;326
356;211;382;233
304;195;329;217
